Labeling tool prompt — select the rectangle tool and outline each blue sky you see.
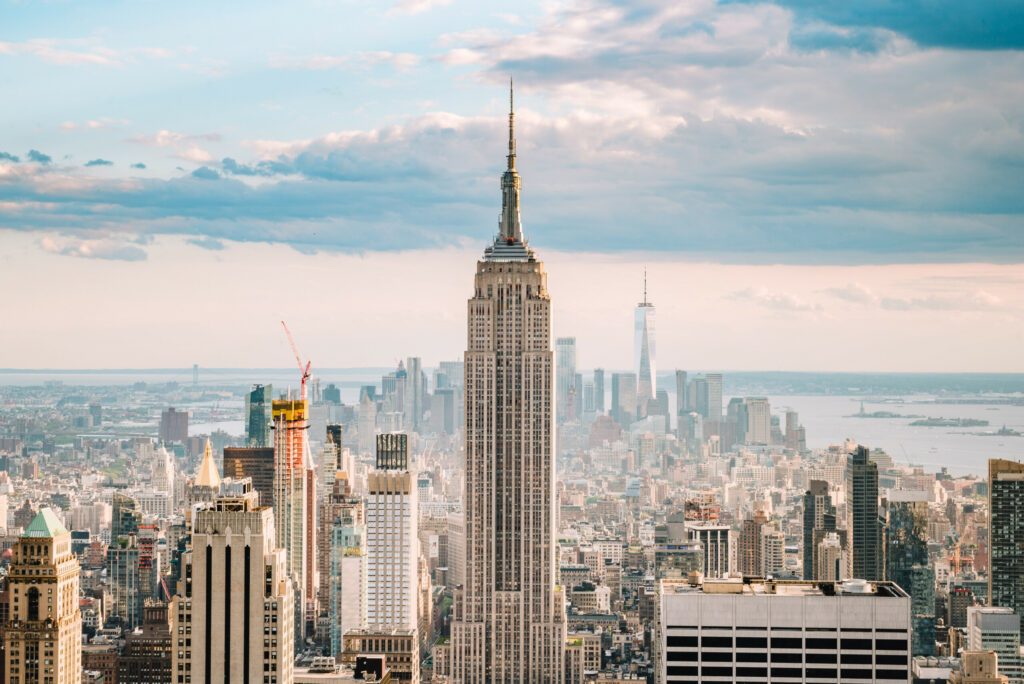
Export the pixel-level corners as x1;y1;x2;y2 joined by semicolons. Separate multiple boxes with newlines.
2;0;1023;369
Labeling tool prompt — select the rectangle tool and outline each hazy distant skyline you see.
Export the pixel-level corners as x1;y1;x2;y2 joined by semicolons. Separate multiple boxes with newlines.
2;0;1022;370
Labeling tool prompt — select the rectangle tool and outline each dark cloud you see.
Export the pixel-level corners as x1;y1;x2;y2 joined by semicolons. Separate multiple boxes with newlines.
186;237;225;250
0;112;1022;263
131;163;147;169
190;166;220;180
26;149;52;164
0;152;20;163
724;0;1024;50
84;158;114;167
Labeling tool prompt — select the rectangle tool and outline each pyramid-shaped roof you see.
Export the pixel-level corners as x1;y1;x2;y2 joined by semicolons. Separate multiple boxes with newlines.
196;438;221;488
22;508;68;538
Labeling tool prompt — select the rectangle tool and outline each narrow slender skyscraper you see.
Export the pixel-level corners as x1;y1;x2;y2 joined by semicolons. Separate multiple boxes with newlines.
634;270;656;416
449;82;566;683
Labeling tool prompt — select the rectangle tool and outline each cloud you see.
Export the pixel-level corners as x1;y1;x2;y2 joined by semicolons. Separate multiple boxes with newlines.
0;152;19;163
0;38;174;67
823;282;1006;311
128;129;220;163
186;237;225;250
728;287;823;312
130;163;147;169
1;106;1023;262
880;290;1004;312
84;159;114;167
190;166;220;180
823;283;877;304
269;51;420;71
60;118;129;131
729;0;1024;50
38;236;147;261
26;150;52;164
389;0;452;16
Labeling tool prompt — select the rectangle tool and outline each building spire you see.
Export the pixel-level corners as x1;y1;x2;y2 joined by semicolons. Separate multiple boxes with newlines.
507;77;516;171
643;268;647;305
499;78;523;243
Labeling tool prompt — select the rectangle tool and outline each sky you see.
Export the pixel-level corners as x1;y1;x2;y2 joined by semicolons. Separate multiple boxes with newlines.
1;0;1023;371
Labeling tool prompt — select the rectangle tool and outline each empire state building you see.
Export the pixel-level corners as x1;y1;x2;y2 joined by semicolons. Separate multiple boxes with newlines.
449;84;566;683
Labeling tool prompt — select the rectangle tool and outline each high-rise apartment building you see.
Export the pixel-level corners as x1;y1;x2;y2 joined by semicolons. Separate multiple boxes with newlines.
171;480;294;683
404;357;426;432
989;459;1024;629
355;433;422;682
366;433;419;630
634;275;656;414
449;85;566;683
738;510;769;577
159;406;188;444
3;509;82;684
847;445;883;581
245;384;273;447
657;577;912;684
556;337;578;423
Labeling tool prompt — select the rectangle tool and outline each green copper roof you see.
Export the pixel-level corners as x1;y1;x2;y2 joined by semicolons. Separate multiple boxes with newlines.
22;508;68;538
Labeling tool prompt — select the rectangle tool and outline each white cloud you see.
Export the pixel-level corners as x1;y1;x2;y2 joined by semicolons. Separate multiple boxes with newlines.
39;236;147;261
728;287;824;313
388;0;453;16
269;51;420;71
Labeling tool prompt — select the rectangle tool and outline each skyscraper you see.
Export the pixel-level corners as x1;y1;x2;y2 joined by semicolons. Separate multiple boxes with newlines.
803;479;838;580
273;396;317;636
359;433;421;682
171;479;295;683
4;509;82;684
593;368;605;414
705;372;723;423
847;445;883;581
556;336;577;423
245;383;273;447
674;370;687;420
159;406;188;444
366;433;419;630
885;490;934;655
449;84;566;683
967;607;1024;684
989;458;1024;629
222;446;275;510
404;356;426;432
611;372;637;427
634;272;656;415
744;396;771;445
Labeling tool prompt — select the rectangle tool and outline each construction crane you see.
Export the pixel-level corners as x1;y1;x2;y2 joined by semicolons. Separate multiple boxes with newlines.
281;320;312;402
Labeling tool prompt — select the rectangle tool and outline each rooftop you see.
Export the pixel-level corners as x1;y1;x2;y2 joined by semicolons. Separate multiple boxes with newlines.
22;507;67;538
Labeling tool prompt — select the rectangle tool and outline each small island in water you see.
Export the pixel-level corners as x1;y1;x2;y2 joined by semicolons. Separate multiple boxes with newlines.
910;417;989;427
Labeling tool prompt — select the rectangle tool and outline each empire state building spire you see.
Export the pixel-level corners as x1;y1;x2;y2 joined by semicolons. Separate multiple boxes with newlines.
499;78;523;243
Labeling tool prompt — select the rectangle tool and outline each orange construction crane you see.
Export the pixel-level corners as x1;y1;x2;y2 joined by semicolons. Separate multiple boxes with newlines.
281;320;312;402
